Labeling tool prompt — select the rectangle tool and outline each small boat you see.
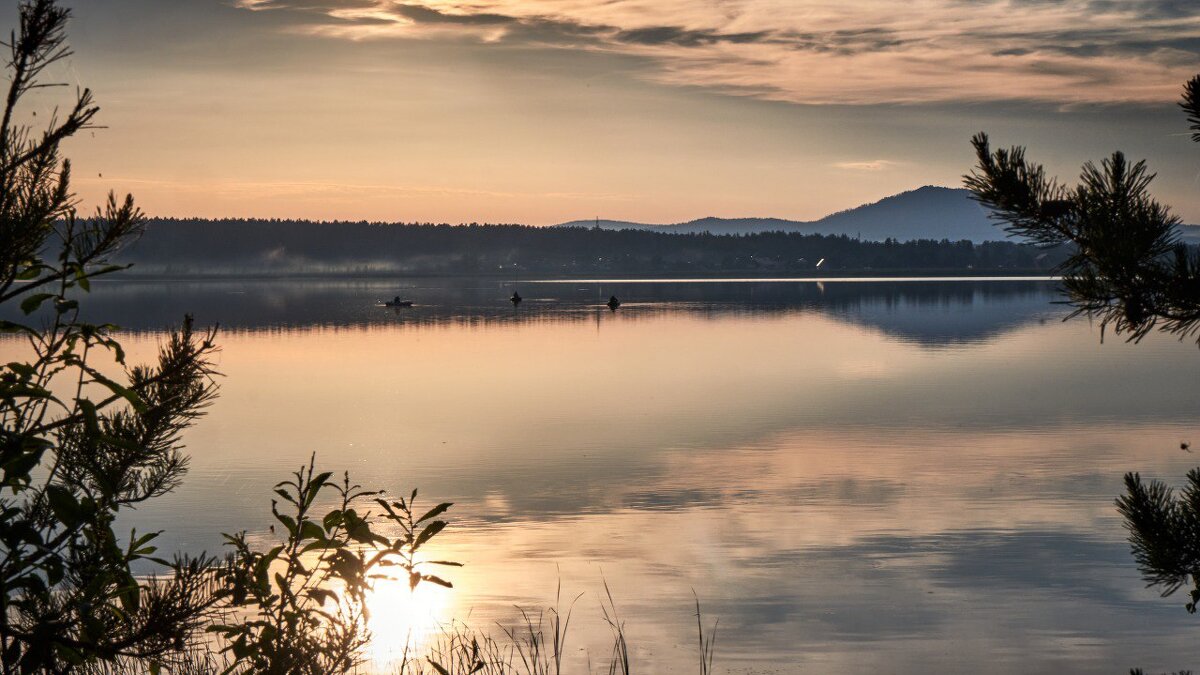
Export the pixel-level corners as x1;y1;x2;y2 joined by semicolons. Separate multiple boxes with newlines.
607;295;621;310
510;292;522;305
384;296;414;308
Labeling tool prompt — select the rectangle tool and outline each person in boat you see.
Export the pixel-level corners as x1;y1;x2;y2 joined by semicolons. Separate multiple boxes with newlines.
392;296;402;305
607;295;620;309
511;292;522;305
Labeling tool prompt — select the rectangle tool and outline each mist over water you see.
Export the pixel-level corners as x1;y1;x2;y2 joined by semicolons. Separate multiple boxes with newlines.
4;277;1198;673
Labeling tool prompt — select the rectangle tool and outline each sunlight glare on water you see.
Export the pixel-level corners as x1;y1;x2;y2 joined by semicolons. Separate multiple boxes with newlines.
364;577;452;670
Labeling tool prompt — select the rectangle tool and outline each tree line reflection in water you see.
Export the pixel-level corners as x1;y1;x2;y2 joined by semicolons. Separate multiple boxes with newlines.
15;278;1061;348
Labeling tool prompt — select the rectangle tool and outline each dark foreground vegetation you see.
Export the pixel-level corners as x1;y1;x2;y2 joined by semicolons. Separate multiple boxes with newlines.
967;66;1200;675
87;588;719;675
117;218;1071;277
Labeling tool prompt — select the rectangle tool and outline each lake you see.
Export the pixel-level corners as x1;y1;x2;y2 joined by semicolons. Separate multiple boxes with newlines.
3;277;1198;674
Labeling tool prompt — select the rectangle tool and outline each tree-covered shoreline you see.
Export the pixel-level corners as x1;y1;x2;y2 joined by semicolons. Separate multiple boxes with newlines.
114;218;1073;277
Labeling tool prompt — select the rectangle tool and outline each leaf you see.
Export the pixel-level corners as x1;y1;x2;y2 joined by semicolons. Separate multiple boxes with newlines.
344;512;379;544
420;574;453;588
5;361;35;379
306;588;335;606
414;520;447;550
0;384;55;400
303;471;334;507
300;540;332;554
322;510;343;531
2;446;46;486
15;264;43;281
273;511;297;536
299;519;325;542
97;264;130;276
129;530;165;562
46;485;84;527
19;293;54;315
131;528;160;549
98;336;126;364
88;369;145;413
374;498;399;520
427;659;451;675
416;502;453;525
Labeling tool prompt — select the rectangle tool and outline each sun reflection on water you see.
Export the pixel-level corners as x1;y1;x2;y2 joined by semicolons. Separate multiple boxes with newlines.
364;576;452;671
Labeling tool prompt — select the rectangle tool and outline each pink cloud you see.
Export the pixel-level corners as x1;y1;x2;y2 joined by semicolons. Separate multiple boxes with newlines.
238;0;1200;105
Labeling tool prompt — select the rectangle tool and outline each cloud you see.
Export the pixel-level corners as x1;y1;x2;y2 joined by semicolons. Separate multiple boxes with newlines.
233;0;1200;105
613;26;774;48
833;160;900;171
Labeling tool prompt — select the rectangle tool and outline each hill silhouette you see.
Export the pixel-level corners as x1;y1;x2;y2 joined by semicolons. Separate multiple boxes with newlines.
557;186;1005;242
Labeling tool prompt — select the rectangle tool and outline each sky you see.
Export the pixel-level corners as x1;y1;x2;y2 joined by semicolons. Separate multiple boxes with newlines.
11;0;1200;224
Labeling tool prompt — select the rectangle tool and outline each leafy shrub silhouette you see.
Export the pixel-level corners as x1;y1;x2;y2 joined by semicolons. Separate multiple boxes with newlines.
211;457;457;674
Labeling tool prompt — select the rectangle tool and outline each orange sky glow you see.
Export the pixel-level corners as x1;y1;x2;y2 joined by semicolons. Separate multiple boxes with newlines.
13;0;1200;224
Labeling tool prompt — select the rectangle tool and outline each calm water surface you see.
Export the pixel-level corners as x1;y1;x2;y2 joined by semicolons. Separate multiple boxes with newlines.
4;277;1198;673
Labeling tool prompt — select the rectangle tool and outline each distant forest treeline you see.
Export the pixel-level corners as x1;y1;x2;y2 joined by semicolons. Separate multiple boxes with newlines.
114;218;1072;276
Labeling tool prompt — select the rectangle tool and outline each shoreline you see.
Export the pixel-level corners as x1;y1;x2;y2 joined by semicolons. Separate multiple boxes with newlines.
105;270;1060;282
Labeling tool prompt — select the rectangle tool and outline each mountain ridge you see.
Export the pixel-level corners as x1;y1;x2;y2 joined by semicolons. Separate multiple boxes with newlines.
556;186;1006;242
560;185;1200;244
